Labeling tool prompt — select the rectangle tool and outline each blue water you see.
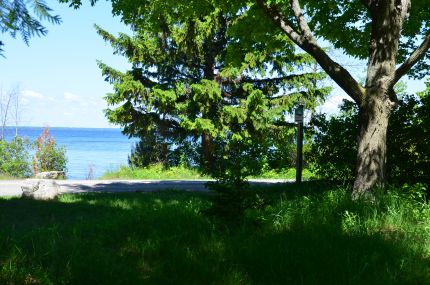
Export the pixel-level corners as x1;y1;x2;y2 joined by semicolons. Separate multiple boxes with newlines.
3;127;137;179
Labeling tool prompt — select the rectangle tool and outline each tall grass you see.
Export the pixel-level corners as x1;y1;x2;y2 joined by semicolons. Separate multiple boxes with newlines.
101;164;313;180
0;173;15;180
101;164;208;180
0;184;429;284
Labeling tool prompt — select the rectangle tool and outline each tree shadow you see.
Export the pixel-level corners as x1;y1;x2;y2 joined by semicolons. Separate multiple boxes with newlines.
0;191;428;284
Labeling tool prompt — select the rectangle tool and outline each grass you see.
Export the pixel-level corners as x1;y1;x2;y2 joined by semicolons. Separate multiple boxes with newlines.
249;167;313;180
101;164;313;180
1;183;429;284
101;164;208;180
0;173;16;180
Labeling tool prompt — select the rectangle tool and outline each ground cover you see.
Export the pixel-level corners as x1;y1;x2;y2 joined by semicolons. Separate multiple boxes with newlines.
0;183;429;284
101;164;208;180
101;164;313;180
0;174;15;180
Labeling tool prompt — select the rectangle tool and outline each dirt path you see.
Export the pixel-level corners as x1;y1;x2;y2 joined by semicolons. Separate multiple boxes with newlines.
0;179;290;197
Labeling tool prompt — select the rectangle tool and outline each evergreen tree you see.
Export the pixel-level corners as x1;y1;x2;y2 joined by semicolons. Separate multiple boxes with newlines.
0;0;61;54
95;2;330;178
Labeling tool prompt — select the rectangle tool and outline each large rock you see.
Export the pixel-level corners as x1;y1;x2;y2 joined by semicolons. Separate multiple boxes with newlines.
21;179;60;200
35;171;65;179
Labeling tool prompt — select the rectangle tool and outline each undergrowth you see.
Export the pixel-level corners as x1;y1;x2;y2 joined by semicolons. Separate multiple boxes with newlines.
101;164;313;181
0;183;429;284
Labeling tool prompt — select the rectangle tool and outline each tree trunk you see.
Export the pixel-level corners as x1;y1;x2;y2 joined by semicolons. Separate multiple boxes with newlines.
352;89;394;197
201;132;214;170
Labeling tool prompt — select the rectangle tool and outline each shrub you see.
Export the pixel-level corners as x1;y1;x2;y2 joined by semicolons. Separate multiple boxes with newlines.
308;100;358;181
32;128;67;174
0;137;31;177
308;89;430;187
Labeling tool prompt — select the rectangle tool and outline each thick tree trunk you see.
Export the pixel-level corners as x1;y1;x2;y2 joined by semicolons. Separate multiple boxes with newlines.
351;0;407;196
352;89;394;197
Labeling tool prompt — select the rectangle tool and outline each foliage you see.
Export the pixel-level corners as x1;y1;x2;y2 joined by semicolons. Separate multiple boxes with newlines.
128;130;199;168
101;163;207;180
101;164;312;181
90;1;329;182
309;83;430;187
128;131;171;168
1;184;430;283
0;0;61;54
32;128;67;174
0;136;31;177
388;85;430;185
62;0;430;195
308;100;358;181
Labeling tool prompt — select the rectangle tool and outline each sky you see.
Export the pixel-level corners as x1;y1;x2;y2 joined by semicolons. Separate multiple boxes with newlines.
0;2;427;128
0;1;130;128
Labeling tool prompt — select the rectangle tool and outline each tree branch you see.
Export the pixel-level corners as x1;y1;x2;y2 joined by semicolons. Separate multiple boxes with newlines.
394;32;430;83
256;0;365;104
255;0;304;45
290;0;312;37
244;73;318;84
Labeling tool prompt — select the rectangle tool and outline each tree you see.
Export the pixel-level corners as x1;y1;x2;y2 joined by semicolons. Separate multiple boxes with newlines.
63;0;430;195
93;1;329;179
252;0;430;196
0;136;31;177
0;85;22;139
32;128;67;175
0;86;12;139
0;0;61;54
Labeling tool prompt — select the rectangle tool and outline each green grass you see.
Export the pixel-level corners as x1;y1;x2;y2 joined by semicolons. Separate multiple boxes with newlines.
101;164;208;180
249;168;313;180
101;164;313;180
0;173;16;180
1;183;429;284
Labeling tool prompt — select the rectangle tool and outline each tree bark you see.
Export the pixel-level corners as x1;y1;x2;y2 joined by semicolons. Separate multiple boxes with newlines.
352;0;408;195
352;90;394;198
201;131;214;170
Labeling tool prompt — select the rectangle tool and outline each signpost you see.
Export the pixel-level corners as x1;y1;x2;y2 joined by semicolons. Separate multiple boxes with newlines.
295;105;304;184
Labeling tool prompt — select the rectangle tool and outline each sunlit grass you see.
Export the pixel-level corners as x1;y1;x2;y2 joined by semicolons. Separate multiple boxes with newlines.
0;184;429;284
101;164;208;180
101;164;314;181
249;168;314;180
0;173;16;180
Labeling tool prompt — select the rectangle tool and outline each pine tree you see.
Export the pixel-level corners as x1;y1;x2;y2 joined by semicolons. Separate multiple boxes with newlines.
95;2;330;178
0;0;61;54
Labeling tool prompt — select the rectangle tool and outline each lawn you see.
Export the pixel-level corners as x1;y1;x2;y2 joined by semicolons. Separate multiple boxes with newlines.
101;164;209;180
101;164;313;180
0;182;429;284
0;174;16;180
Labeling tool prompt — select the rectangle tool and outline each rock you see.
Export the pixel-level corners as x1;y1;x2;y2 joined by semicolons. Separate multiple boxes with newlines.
21;180;60;200
35;171;65;179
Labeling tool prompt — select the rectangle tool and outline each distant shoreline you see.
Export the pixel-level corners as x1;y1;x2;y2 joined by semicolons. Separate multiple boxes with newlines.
3;126;121;130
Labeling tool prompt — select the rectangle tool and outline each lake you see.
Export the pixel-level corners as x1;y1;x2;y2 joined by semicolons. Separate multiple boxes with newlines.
3;127;137;179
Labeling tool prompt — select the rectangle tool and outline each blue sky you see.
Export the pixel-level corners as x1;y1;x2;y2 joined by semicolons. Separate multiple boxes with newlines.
0;1;130;128
0;2;427;128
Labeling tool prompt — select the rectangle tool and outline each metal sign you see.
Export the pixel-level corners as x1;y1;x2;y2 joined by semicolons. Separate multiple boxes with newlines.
295;105;304;122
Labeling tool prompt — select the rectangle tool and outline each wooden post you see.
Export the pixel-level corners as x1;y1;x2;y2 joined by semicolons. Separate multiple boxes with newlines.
296;121;303;184
295;105;304;184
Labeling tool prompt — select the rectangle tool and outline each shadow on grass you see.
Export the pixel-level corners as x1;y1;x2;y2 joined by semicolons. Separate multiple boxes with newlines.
0;189;428;284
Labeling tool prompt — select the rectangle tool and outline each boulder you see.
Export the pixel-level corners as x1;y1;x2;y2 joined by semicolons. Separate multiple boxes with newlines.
35;171;65;179
21;179;60;200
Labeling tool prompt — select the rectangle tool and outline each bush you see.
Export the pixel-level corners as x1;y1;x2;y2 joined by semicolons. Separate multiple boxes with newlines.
308;100;358;181
32;128;67;174
129;132;199;169
0;137;31;177
308;88;430;186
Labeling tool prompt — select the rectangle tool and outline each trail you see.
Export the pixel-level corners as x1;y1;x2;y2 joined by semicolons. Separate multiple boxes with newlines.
0;179;290;197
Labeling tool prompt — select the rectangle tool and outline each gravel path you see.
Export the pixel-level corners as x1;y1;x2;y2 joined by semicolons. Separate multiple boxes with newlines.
0;179;290;197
